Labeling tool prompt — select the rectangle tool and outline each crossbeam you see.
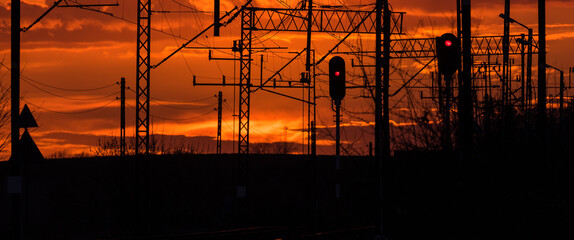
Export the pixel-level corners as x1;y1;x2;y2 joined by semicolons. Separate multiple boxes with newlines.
234;6;404;156
471;34;539;56
337;35;540;59
249;7;404;34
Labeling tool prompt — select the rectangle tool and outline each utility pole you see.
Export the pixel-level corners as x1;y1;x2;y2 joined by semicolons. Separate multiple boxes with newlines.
306;0;313;72
502;0;510;121
537;0;547;151
10;0;22;239
382;0;391;161
374;1;383;236
560;70;565;124
460;0;473;158
217;91;223;154
503;14;534;125
311;120;316;156
374;0;382;161
546;65;564;125
520;34;526;111
11;0;20;160
214;0;220;36
120;77;126;157
526;28;533;123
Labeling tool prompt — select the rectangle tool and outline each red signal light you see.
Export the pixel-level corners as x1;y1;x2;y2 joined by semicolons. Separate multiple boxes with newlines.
436;33;460;75
329;56;346;101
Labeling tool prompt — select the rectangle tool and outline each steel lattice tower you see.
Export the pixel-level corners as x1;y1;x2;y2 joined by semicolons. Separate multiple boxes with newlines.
136;0;151;155
238;9;252;155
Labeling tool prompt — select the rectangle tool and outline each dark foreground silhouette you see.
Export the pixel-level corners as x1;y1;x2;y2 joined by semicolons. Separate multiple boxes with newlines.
1;144;573;240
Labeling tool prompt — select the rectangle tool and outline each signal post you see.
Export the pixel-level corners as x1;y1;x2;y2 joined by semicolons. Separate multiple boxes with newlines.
436;33;460;151
329;56;346;202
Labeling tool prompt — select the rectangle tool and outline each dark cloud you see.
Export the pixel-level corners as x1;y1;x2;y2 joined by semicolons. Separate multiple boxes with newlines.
0;1;217;44
37;131;101;146
392;0;574;13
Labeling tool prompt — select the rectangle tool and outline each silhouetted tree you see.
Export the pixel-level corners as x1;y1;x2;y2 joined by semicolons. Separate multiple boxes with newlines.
251;141;297;154
90;136;124;157
89;133;208;157
0;63;11;160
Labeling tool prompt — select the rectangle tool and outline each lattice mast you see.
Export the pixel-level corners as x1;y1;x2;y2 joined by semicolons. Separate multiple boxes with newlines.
136;0;151;155
238;9;252;154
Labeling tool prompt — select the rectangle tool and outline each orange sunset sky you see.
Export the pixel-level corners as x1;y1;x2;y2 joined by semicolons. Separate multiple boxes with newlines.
0;0;573;158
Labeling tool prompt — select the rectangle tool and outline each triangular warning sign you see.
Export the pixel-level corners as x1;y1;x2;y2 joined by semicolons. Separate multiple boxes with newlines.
9;129;44;162
19;129;44;161
18;104;38;129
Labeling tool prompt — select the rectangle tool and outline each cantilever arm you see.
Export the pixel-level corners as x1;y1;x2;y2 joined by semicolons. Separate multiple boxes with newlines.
152;6;239;69
21;0;64;32
390;57;435;97
153;0;254;69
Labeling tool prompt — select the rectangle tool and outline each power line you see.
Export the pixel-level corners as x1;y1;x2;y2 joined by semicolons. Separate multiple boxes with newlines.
127;87;217;104
0;62;116;92
222;118;233;131
170;0;205;12
223;101;234;113
22;78;119;101
23;98;117;114
151;109;214;121
61;1;192;41
21;75;116;92
152;100;217;110
127;100;216;121
250;127;276;143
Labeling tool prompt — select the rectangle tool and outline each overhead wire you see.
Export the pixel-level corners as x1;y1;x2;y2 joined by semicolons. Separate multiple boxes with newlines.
22;79;119;101
126;101;214;122
187;0;228;76
0;62;116;92
151;109;214;121
22;76;116;92
60;0;255;82
157;0;233;79
49;1;416;152
158;0;197;77
152;101;217;110
167;0;208;12
127;87;216;104
23;98;117;115
61;0;192;42
222;118;234;131
223;101;234;113
250;127;276;143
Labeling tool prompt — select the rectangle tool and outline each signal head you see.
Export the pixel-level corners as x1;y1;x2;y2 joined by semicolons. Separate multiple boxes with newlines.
436;33;460;75
329;56;346;101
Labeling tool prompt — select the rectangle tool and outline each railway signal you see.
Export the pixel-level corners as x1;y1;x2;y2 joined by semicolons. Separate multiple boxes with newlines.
436;33;460;75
